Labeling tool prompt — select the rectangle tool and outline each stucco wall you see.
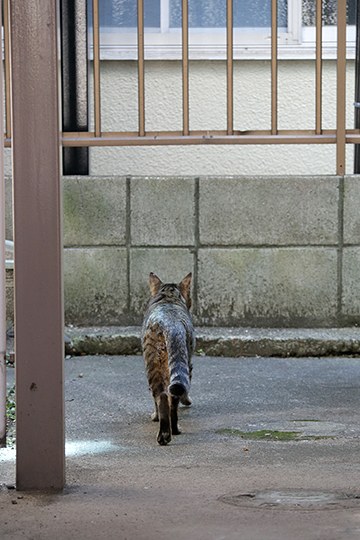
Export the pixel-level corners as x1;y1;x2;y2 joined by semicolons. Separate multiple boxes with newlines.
84;59;356;177
2;59;356;178
9;174;355;328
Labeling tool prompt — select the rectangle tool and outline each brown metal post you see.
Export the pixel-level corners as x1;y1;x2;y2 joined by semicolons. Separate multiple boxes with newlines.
0;0;6;448
138;0;145;136
226;0;234;135
336;0;347;175
182;0;189;136
10;0;65;489
92;0;101;137
271;0;278;135
315;0;322;134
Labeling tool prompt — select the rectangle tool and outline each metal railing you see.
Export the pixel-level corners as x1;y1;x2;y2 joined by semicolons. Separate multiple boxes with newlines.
0;0;354;487
2;0;356;175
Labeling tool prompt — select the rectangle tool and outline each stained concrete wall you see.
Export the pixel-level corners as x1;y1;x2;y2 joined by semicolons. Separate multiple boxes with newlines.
46;175;360;327
5;174;360;327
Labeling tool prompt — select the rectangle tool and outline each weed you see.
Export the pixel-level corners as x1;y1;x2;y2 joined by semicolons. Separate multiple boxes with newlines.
5;385;16;447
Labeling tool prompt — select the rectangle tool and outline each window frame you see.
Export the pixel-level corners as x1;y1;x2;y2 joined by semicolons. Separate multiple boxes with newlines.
90;0;356;61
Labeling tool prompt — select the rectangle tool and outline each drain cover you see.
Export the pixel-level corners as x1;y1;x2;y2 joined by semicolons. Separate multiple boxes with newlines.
219;490;360;510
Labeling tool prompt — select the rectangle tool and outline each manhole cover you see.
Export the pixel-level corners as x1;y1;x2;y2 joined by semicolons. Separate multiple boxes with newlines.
219;490;360;510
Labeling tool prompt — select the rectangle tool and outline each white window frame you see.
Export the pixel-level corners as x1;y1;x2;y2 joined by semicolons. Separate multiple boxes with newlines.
90;0;355;61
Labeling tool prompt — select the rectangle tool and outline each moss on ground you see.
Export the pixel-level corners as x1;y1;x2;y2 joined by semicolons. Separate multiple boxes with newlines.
216;428;333;441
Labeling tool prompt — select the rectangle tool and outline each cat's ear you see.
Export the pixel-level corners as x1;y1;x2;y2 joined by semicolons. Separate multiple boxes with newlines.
179;272;192;308
149;272;162;296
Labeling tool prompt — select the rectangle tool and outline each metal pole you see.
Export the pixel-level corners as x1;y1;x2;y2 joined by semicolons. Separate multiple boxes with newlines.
92;0;101;137
315;0;322;135
0;0;6;449
10;0;65;490
271;0;278;135
138;0;145;136
336;0;347;175
182;0;189;136
354;0;360;172
226;0;234;135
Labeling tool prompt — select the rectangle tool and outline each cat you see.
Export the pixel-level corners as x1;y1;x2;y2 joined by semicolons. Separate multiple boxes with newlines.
142;272;195;446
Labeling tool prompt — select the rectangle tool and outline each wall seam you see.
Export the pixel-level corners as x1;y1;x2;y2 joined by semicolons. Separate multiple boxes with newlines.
127;244;340;250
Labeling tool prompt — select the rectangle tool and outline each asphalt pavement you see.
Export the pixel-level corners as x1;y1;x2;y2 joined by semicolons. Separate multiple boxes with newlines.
2;354;360;539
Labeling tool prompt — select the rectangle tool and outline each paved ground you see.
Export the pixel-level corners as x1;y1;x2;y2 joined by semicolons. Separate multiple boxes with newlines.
2;354;360;539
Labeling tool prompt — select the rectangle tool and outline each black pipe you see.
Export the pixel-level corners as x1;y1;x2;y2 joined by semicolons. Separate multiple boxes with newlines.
61;0;89;175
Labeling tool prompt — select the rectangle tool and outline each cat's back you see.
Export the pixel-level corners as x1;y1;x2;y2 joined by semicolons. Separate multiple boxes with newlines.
143;301;192;335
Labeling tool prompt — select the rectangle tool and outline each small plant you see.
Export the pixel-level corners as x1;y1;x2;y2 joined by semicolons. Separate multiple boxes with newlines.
6;385;16;447
6;385;16;423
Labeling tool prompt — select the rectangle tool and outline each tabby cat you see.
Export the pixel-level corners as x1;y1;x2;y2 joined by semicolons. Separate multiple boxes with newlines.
142;272;195;446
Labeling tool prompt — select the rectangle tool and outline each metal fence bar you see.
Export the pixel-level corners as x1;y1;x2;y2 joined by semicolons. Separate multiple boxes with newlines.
2;2;356;174
354;0;360;172
336;0;347;175
3;0;11;140
315;0;322;134
0;0;6;448
226;0;234;135
10;0;64;490
182;0;189;136
62;131;337;147
92;0;101;137
271;0;278;135
138;0;145;136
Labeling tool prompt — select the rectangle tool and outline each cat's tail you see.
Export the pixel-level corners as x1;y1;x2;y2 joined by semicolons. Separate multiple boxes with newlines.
165;325;191;398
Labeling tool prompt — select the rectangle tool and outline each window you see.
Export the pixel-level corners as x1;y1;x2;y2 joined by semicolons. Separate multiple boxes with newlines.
89;0;356;60
94;0;160;28
169;0;287;28
302;0;356;50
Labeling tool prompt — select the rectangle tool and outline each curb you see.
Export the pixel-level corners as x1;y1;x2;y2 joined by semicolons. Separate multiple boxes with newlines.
65;326;360;358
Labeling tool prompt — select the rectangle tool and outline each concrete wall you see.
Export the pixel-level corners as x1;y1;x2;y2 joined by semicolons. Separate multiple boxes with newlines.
7;174;354;328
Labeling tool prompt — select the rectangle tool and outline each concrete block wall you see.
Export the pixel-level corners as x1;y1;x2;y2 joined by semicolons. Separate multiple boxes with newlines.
5;175;360;327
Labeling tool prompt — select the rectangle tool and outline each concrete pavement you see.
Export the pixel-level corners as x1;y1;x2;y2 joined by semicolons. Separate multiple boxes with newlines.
2;354;360;539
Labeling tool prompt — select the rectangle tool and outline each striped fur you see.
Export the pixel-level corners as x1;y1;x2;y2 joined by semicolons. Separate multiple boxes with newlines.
142;272;195;446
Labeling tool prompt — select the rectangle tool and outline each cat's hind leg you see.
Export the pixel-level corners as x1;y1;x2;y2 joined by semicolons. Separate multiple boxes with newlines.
151;401;159;421
156;392;171;445
180;392;192;407
180;356;193;406
170;395;181;435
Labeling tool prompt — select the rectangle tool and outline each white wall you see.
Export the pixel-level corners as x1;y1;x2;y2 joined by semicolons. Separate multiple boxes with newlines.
3;59;355;177
87;59;356;176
